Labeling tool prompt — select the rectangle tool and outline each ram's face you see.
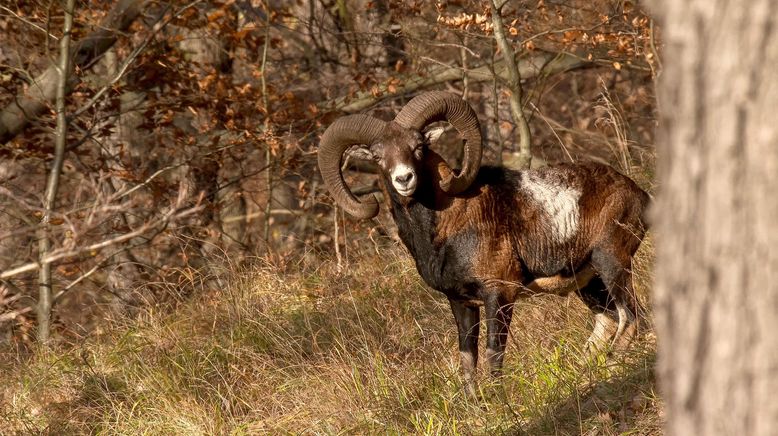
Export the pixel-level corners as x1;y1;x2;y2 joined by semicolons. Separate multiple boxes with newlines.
351;123;444;197
373;126;425;196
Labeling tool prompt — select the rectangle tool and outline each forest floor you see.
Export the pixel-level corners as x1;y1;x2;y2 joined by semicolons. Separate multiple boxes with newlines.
0;241;660;435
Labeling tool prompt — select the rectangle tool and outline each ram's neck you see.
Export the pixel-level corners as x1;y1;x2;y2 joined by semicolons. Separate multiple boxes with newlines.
424;150;454;189
380;171;438;263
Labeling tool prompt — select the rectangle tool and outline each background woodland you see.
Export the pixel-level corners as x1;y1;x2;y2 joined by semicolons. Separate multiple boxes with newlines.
0;1;668;433
0;0;657;344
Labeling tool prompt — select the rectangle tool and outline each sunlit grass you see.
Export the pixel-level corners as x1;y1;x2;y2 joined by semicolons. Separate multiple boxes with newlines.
0;246;659;435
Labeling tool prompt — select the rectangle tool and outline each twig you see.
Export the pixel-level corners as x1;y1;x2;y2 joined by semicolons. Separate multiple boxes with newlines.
113;164;180;201
260;3;273;248
461;35;470;99
70;1;202;119
529;102;574;163
0;0;144;144
70;6;168;118
426;41;480;57
0;204;203;280
0;6;59;40
491;36;502;163
0;307;32;323
649;19;662;75
53;235;152;303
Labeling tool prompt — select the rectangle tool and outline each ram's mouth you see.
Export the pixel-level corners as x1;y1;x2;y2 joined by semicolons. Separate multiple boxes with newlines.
395;186;416;197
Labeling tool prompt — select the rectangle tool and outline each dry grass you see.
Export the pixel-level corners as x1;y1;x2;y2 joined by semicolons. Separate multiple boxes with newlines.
0;245;660;435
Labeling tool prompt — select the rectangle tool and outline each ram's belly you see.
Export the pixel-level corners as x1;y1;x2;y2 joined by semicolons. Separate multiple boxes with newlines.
524;264;596;296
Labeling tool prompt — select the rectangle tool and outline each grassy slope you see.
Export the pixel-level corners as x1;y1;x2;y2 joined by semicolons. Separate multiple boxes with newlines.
1;244;660;435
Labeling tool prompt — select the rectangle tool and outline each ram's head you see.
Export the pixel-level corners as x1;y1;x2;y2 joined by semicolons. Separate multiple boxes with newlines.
318;91;483;219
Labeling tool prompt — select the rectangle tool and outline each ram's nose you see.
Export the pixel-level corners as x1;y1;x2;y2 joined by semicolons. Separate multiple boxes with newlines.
394;172;414;184
391;166;417;196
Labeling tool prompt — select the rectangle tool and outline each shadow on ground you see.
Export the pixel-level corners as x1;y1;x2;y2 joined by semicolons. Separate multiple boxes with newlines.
513;352;659;435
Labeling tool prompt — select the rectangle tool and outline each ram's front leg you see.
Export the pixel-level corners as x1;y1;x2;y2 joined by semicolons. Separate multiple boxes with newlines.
450;299;480;397
483;291;514;377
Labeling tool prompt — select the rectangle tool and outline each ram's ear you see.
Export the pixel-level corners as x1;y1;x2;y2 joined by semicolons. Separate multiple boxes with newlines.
423;126;446;144
344;144;375;161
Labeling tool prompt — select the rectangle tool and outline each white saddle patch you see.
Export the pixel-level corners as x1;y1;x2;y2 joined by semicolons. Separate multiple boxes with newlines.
522;173;581;242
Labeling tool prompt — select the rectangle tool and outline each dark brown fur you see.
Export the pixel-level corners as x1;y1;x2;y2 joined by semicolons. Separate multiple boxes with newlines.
379;149;649;394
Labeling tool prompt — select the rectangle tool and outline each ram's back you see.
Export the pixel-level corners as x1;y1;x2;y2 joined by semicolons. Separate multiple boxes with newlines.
437;163;649;287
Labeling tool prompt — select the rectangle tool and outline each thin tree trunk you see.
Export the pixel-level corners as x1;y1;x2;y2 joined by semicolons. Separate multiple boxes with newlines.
38;0;75;344
461;36;469;100
490;0;532;169
491;78;502;165
102;48;145;301
260;13;273;250
335;0;360;66
649;0;778;434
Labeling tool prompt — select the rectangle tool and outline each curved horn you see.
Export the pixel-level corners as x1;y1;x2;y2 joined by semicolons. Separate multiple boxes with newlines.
393;91;482;194
318;115;387;220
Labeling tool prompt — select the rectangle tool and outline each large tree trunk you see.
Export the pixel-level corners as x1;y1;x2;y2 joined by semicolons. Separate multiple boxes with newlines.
650;1;778;434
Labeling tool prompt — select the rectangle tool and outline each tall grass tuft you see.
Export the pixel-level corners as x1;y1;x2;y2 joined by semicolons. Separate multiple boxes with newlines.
1;248;660;435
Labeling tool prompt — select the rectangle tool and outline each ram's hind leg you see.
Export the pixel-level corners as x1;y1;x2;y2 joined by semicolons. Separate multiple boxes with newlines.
591;251;638;351
450;299;480;397
611;271;638;349
577;276;619;354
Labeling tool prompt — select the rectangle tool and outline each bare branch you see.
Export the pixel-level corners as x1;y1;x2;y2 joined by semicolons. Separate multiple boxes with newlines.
0;203;203;281
0;307;32;323
0;6;59;40
71;1;203;119
261;10;273;247
327;51;588;113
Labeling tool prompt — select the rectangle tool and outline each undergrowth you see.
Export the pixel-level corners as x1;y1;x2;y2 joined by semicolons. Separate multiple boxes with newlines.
0;244;659;435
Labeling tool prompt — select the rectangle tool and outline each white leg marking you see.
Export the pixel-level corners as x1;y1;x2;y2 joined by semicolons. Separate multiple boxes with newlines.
459;350;478;397
586;312;616;353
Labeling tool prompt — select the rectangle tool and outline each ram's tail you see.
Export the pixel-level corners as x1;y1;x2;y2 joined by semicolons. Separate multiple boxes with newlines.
640;190;654;232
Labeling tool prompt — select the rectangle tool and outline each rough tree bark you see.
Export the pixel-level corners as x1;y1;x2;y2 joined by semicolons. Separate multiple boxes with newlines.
649;1;778;434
